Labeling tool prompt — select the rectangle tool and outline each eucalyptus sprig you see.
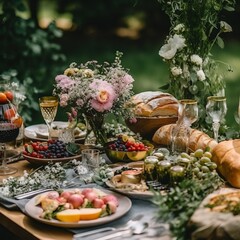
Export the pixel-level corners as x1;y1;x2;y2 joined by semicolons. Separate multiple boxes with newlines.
152;173;224;240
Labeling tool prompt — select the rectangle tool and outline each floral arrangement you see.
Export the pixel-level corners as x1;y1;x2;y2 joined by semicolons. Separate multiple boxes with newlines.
157;0;236;126
0;159;113;198
53;51;135;145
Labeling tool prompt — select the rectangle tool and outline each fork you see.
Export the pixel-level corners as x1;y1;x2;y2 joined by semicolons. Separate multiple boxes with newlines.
14;182;78;200
72;214;144;240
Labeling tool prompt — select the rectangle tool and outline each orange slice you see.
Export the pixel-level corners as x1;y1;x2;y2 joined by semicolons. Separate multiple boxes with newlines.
126;151;147;161
56;209;82;222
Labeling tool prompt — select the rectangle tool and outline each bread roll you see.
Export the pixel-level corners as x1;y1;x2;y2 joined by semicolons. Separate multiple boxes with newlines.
130;91;178;117
152;124;218;152
212;139;240;188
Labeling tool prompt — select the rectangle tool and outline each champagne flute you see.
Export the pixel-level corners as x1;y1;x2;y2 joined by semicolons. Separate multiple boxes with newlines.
39;96;58;140
206;96;227;142
171;99;198;153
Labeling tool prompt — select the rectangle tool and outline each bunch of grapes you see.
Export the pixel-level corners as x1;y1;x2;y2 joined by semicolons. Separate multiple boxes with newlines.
178;149;218;179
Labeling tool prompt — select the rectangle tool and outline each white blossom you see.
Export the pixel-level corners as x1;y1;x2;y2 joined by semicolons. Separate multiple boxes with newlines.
220;21;232;33
197;70;206;81
190;54;203;66
171;66;183;76
159;34;186;60
174;24;185;32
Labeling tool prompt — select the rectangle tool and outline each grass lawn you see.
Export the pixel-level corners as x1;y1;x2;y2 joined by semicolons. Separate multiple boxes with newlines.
33;34;240;132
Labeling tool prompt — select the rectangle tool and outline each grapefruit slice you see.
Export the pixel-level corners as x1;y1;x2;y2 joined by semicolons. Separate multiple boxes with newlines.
126;151;147;161
56;209;82;222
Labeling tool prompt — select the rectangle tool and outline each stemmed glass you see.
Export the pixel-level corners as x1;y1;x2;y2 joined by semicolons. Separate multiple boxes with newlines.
39;96;58;140
171;99;198;153
206;96;227;142
234;97;240;126
0;102;21;175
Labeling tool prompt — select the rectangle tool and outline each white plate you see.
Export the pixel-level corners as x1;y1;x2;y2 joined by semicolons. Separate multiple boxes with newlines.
25;188;132;228
24;121;86;141
105;162;154;199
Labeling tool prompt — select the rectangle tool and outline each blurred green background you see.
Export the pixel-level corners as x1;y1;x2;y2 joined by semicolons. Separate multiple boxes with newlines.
1;0;240;130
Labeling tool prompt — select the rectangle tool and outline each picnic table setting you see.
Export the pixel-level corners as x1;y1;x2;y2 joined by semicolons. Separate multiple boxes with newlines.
0;1;240;240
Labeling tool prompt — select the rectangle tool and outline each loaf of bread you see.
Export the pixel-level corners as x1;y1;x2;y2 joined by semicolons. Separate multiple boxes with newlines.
130;91;178;117
212;139;240;188
152;124;218;152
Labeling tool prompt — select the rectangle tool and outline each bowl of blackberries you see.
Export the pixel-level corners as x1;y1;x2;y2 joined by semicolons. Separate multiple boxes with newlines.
105;135;153;163
22;140;81;165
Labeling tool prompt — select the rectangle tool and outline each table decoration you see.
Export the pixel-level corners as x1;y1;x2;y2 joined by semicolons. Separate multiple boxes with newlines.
53;51;135;147
157;0;235;127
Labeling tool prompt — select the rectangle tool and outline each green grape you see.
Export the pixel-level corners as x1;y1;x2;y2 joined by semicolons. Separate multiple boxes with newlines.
194;149;204;158
180;152;191;159
194;162;201;169
190;156;198;163
197;171;203;179
192;167;200;174
203;151;212;159
201;166;210;173
209;162;217;170
199;157;211;165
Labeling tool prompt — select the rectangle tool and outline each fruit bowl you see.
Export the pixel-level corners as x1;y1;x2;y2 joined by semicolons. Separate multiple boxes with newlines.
105;148;148;163
126;116;178;139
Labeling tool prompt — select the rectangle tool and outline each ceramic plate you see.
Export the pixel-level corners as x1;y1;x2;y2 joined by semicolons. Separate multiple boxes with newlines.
24;121;86;141
22;153;81;165
106;162;154;199
25;188;132;228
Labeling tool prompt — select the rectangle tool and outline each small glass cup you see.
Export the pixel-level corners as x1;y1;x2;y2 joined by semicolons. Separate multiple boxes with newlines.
58;128;75;143
81;149;100;172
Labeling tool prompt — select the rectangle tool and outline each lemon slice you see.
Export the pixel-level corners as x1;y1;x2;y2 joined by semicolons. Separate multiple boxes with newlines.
56;209;81;222
126;151;147;161
78;208;102;220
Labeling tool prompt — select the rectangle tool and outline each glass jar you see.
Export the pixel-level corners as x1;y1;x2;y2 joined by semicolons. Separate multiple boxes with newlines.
144;156;158;181
156;160;171;184
170;165;185;186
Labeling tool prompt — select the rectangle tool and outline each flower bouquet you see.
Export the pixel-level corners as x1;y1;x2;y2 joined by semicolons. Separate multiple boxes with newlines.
53;51;135;146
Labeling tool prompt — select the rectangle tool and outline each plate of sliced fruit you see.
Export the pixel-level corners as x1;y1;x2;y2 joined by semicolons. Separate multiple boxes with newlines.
25;187;132;228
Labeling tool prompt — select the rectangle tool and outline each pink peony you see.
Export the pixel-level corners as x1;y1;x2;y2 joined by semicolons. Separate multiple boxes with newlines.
60;94;69;107
56;76;75;91
89;79;116;112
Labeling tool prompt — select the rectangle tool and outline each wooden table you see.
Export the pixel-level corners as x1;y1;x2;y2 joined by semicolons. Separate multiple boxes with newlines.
0;160;74;240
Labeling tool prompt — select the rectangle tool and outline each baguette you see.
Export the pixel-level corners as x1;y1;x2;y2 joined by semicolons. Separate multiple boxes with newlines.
152;124;218;152
212;139;240;188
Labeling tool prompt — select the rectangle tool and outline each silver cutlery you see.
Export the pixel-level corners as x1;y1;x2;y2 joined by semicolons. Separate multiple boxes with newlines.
72;214;144;240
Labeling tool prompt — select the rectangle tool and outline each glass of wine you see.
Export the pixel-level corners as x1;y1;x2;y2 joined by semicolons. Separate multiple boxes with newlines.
0;102;22;175
39;96;58;140
171;99;198;153
206;96;227;142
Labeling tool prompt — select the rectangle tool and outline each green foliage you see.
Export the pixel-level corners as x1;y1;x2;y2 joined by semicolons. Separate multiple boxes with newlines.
152;173;224;240
0;0;65;124
157;0;236;128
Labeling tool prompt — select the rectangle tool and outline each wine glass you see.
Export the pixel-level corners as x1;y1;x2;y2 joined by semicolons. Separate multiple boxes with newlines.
171;99;198;153
39;96;58;140
206;96;227;142
0;102;21;175
234;97;240;126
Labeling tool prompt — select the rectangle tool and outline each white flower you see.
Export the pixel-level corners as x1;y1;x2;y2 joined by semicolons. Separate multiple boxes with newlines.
174;24;185;32
190;55;203;66
171;66;183;76
197;70;206;81
159;34;186;60
220;21;232;33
